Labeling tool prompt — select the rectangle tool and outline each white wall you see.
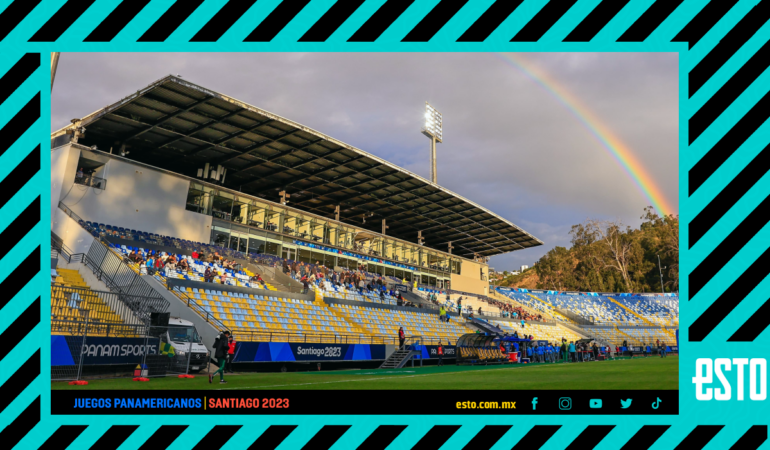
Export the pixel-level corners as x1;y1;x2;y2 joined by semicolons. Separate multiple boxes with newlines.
52;207;94;254
52;144;212;244
50;144;78;224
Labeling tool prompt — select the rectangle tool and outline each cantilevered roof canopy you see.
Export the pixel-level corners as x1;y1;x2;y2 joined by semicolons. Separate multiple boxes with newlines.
53;75;543;259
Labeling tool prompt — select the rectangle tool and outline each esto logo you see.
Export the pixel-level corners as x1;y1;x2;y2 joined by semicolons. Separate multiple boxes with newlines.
693;358;767;401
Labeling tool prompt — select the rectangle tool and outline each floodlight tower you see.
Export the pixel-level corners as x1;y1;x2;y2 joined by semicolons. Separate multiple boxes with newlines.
421;102;442;183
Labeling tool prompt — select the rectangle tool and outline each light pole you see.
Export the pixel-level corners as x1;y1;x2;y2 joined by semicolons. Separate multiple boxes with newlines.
421;102;442;183
657;254;666;294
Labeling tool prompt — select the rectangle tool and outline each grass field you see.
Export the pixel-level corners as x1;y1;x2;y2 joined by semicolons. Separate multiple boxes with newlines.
52;356;678;391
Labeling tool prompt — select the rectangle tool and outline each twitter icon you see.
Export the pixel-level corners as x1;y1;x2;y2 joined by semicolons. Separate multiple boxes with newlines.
620;399;632;409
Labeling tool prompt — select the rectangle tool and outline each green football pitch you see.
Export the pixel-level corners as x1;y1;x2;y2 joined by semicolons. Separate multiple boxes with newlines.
52;356;678;391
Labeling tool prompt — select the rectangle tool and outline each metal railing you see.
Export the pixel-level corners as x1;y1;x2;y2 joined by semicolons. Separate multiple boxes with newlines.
228;329;450;346
51;233;84;264
83;239;169;320
52;222;170;325
51;285;145;326
555;308;595;325
51;317;144;339
74;174;107;190
51;318;204;381
170;287;228;332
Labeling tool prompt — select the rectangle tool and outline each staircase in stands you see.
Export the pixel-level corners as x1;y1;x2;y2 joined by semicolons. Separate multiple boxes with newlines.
379;348;421;369
608;297;677;341
525;293;575;324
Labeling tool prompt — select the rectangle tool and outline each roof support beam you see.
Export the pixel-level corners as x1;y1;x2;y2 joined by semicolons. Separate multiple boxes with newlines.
123;97;213;144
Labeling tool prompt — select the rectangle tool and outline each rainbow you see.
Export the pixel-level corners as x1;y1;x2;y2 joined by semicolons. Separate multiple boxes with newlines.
493;52;675;217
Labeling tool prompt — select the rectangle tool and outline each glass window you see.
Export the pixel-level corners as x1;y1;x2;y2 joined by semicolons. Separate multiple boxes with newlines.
284;213;299;236
323;253;335;268
264;210;280;232
265;241;280;256
211;229;229;247
211;192;233;221
231;199;248;224
395;269;403;279
311;251;325;265
384;267;395;277
185;183;208;214
248;238;265;254
247;204;266;229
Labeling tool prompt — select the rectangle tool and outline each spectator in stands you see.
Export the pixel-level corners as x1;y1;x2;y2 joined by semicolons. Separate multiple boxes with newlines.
192;250;199;259
146;257;156;275
398;327;405;349
302;278;309;294
76;167;84;182
209;330;230;384
437;341;444;366
178;258;188;272
204;267;213;283
226;335;236;373
478;306;483;316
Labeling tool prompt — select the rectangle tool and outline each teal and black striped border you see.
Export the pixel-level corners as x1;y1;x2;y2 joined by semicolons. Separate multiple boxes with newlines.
1;0;769;448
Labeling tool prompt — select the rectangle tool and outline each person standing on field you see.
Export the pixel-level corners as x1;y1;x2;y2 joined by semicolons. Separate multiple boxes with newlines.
209;330;230;384
437;341;444;366
226;335;236;373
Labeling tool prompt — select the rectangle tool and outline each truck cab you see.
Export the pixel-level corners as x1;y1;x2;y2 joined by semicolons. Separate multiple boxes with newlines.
165;318;209;373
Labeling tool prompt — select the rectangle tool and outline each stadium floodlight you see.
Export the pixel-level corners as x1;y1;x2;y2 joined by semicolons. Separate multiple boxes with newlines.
421;102;442;183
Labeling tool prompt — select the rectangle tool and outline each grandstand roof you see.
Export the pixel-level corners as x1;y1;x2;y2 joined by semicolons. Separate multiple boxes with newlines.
53;75;543;259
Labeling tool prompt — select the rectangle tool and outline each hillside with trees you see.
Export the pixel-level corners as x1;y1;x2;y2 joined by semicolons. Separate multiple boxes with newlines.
498;207;678;293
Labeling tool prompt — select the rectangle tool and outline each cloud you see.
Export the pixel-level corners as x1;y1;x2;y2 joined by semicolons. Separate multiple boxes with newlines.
52;52;679;272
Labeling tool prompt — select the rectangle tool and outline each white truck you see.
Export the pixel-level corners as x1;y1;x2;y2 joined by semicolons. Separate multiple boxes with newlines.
164;318;210;373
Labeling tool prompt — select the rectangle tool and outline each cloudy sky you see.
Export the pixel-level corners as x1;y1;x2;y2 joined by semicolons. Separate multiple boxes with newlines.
52;52;679;272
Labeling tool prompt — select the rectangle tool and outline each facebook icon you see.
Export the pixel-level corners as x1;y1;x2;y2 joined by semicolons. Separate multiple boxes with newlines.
532;397;538;410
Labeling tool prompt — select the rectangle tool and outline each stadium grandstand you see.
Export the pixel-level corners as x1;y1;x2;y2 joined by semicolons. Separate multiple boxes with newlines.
50;75;676;382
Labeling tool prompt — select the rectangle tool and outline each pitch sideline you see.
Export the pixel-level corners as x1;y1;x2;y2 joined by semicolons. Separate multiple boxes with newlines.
215;358;642;390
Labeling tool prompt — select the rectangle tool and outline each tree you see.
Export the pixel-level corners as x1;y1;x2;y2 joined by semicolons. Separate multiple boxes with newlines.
507;207;679;293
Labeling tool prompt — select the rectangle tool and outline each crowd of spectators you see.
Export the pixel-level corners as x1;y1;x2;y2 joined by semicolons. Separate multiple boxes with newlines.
276;258;412;304
122;247;266;287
